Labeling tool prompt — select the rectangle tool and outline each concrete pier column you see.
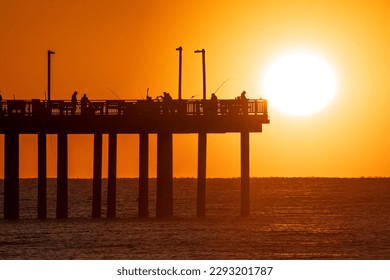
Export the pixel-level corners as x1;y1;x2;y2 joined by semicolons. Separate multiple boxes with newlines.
107;133;117;218
197;132;207;217
138;133;149;218
4;133;19;219
92;133;102;218
38;133;47;219
241;131;250;217
56;133;68;218
156;132;173;217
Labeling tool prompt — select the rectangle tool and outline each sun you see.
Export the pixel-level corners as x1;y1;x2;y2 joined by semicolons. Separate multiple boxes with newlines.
263;53;337;116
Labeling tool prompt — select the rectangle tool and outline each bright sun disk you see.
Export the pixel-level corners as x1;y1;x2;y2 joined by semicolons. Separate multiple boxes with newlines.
263;53;337;116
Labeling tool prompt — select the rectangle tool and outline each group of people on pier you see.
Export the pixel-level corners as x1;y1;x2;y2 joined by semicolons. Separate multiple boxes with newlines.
70;91;91;115
67;89;249;117
0;89;251;117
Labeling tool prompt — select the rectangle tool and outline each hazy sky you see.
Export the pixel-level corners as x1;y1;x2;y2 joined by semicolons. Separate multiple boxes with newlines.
1;0;390;178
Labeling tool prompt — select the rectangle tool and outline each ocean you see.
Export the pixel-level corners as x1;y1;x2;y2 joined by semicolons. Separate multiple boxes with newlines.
0;178;390;259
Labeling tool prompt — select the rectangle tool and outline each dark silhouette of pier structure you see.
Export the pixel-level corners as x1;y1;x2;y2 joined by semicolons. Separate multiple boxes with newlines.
0;97;269;219
1;48;269;219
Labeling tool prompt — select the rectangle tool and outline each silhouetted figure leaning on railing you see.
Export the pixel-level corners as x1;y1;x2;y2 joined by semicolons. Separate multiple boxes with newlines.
158;92;172;115
71;91;78;115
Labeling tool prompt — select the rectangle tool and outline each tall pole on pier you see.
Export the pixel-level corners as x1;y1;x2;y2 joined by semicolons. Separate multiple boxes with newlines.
47;50;55;101
195;48;207;217
194;49;206;100
176;46;183;100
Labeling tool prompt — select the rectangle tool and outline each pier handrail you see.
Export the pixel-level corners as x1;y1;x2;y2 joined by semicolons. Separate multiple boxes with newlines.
0;98;268;118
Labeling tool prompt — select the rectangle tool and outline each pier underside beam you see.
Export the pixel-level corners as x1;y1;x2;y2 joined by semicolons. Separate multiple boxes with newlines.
156;132;173;217
4;133;19;219
107;133;117;218
197;132;207;217
139;133;149;218
38;133;47;219
241;131;250;217
57;133;68;218
92;133;103;218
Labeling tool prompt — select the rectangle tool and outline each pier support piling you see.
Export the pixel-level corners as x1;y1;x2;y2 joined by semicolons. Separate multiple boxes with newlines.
92;133;103;218
56;133;68;218
156;132;173;217
4;133;19;219
241;131;250;217
197;132;207;217
107;133;117;218
138;133;149;218
38;133;47;219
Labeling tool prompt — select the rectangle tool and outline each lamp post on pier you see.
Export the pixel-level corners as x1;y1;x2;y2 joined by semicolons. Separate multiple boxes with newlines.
47;50;55;101
176;46;183;100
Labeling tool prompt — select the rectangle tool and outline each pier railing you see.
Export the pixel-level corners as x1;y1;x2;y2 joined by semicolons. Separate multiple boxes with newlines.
0;98;268;118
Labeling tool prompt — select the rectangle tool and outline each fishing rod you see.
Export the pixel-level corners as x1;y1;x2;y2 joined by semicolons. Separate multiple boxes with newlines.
138;87;144;100
107;87;121;99
212;78;232;98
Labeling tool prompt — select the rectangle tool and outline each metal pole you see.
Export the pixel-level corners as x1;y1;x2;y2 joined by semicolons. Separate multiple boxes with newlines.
48;50;55;101
176;46;183;100
194;49;206;100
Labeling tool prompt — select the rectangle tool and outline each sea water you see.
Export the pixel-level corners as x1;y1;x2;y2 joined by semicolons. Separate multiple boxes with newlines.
0;178;389;259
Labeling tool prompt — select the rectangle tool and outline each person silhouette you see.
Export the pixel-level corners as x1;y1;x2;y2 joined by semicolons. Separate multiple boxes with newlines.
160;92;172;114
240;91;248;114
71;91;78;115
240;91;247;100
210;93;218;115
80;93;89;115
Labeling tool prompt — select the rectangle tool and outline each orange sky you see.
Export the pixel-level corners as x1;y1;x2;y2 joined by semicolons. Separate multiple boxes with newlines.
1;0;390;178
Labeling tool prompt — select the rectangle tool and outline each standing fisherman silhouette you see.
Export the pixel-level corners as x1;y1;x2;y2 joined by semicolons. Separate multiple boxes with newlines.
210;93;218;115
240;91;248;115
80;93;90;115
71;91;78;115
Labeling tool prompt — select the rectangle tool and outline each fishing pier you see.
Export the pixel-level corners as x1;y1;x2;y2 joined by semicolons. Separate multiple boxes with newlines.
0;98;269;219
1;48;269;219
